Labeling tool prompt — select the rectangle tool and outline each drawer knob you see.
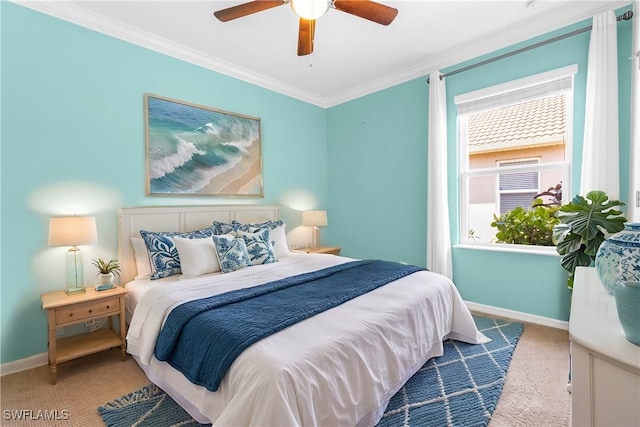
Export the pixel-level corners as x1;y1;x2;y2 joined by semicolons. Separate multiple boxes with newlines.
88;309;92;313
106;305;110;309
69;313;73;317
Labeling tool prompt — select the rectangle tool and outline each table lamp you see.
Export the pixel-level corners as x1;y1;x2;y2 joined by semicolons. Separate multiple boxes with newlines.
48;216;98;294
302;210;327;249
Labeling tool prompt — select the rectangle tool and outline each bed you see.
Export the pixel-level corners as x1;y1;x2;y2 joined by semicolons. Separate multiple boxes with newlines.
118;205;488;426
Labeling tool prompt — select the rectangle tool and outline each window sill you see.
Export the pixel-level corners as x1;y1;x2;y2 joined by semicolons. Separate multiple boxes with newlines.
454;243;561;257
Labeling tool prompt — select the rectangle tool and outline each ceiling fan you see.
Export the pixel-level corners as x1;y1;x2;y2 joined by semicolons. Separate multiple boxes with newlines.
213;0;398;56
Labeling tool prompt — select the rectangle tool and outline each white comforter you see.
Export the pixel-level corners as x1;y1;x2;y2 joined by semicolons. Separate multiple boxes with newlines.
126;254;487;426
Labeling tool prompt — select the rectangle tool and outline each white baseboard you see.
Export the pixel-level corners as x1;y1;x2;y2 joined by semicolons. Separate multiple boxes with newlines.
0;352;48;376
466;301;569;331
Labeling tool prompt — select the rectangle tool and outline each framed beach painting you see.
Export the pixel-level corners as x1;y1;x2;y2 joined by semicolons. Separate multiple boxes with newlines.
144;94;263;197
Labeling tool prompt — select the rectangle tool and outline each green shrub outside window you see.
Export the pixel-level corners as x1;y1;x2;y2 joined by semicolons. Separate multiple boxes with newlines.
490;184;561;246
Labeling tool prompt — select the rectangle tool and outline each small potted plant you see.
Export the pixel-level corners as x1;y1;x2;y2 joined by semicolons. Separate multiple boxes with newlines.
92;258;121;285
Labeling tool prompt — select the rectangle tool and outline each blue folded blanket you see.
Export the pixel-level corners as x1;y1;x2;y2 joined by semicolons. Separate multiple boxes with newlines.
154;259;425;391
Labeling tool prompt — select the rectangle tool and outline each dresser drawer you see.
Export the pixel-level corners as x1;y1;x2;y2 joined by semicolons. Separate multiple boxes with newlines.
55;297;120;325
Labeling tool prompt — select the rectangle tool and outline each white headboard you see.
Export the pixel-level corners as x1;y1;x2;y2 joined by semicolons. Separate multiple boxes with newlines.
118;205;280;284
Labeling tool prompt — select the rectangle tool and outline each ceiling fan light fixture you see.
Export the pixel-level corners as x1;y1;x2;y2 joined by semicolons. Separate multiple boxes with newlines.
291;0;329;20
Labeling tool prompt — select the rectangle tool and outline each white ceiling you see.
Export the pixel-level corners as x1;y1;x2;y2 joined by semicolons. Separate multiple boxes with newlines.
19;0;629;107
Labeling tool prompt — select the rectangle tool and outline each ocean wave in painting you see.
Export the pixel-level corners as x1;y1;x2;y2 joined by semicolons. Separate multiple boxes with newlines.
146;96;260;194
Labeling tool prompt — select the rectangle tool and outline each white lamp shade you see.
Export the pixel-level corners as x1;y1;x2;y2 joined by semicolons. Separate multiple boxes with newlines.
302;210;328;227
48;216;98;246
290;0;329;20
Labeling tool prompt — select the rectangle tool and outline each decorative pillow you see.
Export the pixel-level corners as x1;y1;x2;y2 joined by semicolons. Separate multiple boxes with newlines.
238;228;277;266
269;224;291;259
211;221;236;235
173;236;221;278
231;219;284;233
140;226;217;280
244;223;290;259
212;234;252;273
131;237;152;280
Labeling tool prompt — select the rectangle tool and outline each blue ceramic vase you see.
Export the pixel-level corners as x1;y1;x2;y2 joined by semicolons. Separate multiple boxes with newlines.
595;223;640;295
613;281;640;345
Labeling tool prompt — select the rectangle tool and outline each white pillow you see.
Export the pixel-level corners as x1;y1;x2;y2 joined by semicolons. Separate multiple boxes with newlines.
270;224;291;258
173;236;221;278
131;237;152;280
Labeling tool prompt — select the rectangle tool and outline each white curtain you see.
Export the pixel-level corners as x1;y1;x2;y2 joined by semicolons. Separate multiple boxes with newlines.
427;72;452;279
630;1;640;222
580;10;620;199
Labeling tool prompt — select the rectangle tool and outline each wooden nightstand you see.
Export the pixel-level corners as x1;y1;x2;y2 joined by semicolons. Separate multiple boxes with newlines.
41;286;127;384
304;246;341;256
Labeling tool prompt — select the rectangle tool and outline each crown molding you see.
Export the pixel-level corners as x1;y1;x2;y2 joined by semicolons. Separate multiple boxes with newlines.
13;1;330;108
14;0;631;109
324;0;631;107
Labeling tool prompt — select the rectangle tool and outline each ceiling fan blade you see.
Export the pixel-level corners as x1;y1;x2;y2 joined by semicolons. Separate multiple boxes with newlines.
214;1;285;22
333;0;398;25
297;18;316;56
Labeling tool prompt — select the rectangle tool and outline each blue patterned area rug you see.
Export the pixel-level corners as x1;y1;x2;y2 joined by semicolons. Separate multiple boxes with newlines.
98;316;523;427
377;316;523;427
98;383;207;427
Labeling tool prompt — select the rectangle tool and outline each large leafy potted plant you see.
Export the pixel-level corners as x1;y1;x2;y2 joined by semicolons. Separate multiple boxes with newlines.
553;191;626;289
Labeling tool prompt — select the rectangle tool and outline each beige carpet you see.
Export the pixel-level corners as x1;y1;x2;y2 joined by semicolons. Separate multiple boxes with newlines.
490;323;571;427
0;322;570;427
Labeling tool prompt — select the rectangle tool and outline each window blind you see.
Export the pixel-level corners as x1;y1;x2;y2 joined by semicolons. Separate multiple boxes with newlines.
500;192;539;214
455;64;577;115
457;77;572;115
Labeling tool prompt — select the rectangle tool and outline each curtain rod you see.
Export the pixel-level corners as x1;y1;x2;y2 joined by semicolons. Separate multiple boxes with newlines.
427;10;633;84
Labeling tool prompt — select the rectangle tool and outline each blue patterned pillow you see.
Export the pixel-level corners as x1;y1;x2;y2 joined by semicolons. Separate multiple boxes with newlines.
211;221;236;235
239;228;277;265
140;226;217;280
212;234;252;273
232;219;284;233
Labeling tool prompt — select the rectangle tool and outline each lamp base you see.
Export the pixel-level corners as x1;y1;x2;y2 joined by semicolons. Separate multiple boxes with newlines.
65;286;86;295
310;227;320;249
65;246;85;295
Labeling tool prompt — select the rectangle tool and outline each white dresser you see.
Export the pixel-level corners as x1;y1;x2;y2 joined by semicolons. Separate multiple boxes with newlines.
569;267;640;426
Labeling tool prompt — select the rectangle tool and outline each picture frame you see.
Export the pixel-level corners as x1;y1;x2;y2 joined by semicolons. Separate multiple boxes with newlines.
144;94;263;197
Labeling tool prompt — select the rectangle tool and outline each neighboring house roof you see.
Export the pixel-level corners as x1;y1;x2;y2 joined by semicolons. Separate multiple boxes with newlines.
468;93;566;154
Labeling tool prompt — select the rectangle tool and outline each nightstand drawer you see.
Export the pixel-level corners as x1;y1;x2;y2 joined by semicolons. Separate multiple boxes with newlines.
55;297;120;325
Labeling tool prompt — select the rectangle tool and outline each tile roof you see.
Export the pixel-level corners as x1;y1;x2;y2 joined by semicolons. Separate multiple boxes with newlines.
468;93;566;154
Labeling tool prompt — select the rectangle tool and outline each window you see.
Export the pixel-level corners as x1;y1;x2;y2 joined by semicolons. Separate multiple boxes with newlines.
456;65;576;244
497;158;540;214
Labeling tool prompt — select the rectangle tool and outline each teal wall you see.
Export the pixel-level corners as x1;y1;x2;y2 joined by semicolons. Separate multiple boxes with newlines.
0;3;328;364
0;3;633;365
449;15;631;320
326;80;429;266
328;12;633;321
